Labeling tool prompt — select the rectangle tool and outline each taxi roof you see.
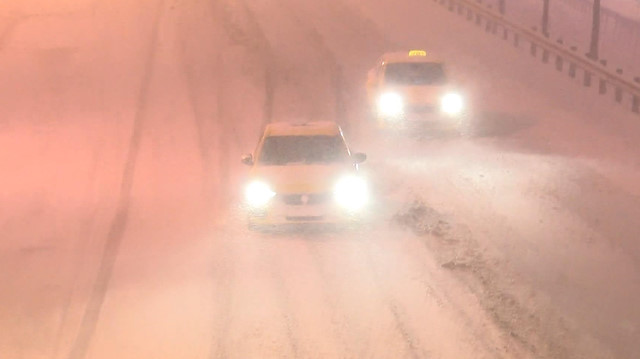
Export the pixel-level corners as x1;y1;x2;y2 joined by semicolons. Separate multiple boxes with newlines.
264;121;342;137
380;50;443;64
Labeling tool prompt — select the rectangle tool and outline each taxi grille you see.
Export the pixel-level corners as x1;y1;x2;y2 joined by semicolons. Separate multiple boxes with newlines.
286;216;324;222
281;193;331;205
407;104;437;113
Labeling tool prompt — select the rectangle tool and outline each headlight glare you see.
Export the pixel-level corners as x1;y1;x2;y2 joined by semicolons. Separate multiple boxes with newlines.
334;175;368;211
377;92;404;117
441;92;464;115
245;181;275;207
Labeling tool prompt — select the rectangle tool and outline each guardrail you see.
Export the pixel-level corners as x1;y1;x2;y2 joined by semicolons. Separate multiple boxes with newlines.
433;0;640;115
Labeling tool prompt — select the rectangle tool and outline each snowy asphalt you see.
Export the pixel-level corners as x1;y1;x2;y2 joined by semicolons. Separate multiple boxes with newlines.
1;0;639;358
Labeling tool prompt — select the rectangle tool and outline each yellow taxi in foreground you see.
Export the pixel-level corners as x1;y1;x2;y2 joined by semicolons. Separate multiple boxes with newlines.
366;50;466;130
241;121;368;229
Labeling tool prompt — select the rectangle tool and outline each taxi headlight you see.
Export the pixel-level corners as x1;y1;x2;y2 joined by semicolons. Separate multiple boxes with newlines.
334;175;368;211
441;92;464;115
245;181;276;207
377;92;404;117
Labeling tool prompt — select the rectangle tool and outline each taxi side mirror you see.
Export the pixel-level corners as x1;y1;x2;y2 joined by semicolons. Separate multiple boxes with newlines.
352;152;367;164
241;153;254;166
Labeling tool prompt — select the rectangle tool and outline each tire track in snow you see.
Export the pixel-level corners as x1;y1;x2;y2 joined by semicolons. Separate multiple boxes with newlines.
273;0;402;140
306;233;404;358
277;0;394;130
245;235;301;358
375;221;514;359
354;235;429;359
264;238;303;358
403;246;512;359
274;1;347;125
206;226;237;359
219;0;276;126
175;0;223;208
269;234;360;358
66;1;165;358
238;0;342;124
177;40;215;184
304;238;363;358
352;220;508;358
179;0;274;208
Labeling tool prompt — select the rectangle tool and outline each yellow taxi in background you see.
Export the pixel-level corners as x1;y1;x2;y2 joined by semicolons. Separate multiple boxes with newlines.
366;50;466;130
241;121;368;229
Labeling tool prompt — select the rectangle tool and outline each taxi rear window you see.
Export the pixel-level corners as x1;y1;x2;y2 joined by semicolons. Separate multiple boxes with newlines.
258;135;349;165
384;62;446;85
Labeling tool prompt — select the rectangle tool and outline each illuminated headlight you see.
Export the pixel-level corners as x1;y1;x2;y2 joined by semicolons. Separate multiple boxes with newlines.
245;181;276;207
334;175;368;211
440;93;464;116
377;92;404;117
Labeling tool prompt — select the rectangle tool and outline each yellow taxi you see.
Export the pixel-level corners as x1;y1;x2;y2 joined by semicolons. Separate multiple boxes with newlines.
240;121;368;229
366;50;466;129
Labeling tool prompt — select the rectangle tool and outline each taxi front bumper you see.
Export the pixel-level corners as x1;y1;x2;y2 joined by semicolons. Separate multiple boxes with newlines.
376;106;462;129
373;91;465;126
247;192;364;226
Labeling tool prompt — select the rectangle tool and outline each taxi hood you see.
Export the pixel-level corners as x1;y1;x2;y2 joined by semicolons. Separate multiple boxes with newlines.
388;85;446;105
250;164;353;194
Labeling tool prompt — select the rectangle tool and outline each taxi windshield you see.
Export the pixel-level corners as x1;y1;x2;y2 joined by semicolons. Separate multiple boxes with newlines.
384;62;446;85
258;135;349;165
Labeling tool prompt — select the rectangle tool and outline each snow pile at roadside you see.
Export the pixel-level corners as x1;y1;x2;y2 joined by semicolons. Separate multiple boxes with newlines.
392;195;594;359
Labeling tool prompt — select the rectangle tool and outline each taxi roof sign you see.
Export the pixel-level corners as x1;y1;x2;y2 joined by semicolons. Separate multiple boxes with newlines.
408;50;427;57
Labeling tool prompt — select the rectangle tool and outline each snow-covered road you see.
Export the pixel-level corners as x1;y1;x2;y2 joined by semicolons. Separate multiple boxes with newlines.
1;0;639;358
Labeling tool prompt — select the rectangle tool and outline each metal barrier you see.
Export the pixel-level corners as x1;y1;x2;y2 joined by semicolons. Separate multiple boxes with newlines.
434;0;640;115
